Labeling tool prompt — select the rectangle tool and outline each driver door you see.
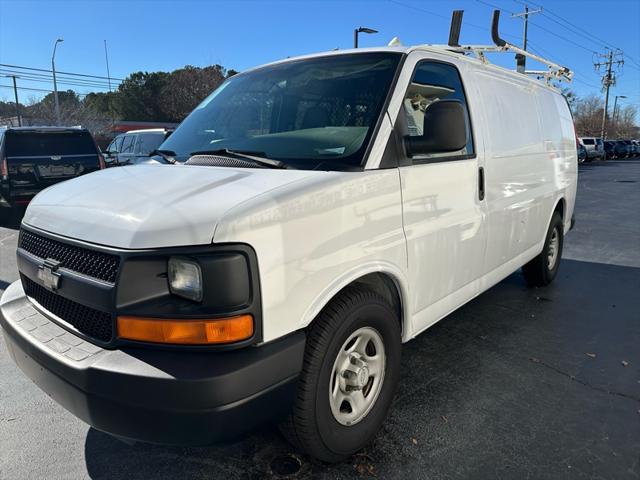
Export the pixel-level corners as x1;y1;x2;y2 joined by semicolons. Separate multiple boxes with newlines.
395;58;488;332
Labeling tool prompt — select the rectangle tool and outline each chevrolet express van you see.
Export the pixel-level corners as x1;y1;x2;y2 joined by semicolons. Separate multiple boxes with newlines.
1;24;577;462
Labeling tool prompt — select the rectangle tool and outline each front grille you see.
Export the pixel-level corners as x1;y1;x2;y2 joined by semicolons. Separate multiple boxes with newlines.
22;275;113;342
19;230;120;283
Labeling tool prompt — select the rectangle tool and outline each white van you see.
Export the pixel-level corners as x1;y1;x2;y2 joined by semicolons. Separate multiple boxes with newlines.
1;13;577;463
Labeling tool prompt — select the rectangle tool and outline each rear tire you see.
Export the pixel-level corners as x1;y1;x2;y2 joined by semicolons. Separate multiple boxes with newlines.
280;286;401;463
522;212;564;287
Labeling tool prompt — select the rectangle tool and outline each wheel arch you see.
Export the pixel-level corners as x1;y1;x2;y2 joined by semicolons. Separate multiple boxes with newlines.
299;264;411;341
553;196;566;221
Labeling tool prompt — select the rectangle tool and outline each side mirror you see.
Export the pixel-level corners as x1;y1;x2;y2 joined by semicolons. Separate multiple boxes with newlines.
404;100;468;157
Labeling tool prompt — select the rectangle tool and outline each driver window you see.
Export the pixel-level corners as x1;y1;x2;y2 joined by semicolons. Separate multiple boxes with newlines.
120;135;136;154
402;61;474;159
108;135;123;153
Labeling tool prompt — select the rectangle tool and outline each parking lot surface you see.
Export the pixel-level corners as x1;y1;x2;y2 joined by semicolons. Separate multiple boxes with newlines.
1;161;639;479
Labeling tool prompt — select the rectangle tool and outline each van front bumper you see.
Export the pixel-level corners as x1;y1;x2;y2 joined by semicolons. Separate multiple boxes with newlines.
0;280;305;446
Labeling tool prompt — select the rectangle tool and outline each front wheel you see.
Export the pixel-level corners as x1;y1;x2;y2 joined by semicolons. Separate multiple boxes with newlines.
522;212;564;287
280;286;401;462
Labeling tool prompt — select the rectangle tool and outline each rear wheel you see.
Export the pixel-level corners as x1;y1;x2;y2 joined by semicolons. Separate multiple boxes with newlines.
522;212;564;287
280;286;401;462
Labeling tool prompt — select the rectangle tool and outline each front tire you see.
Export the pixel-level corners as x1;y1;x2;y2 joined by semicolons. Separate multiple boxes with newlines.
522;212;564;287
280;286;401;462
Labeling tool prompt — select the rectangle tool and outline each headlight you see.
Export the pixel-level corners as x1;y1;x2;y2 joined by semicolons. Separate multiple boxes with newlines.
168;257;203;302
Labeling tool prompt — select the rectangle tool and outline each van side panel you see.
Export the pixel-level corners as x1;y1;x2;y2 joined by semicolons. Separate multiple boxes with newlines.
540;91;578;234
472;70;574;276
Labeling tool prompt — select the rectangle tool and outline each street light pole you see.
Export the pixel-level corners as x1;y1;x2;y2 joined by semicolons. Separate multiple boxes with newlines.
612;95;627;137
353;27;378;48
51;38;64;126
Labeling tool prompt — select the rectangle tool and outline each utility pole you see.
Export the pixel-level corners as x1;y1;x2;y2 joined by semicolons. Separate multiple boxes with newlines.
6;75;22;126
512;4;542;73
594;48;624;143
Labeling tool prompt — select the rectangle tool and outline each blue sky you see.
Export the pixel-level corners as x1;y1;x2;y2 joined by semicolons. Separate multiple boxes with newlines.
1;0;639;110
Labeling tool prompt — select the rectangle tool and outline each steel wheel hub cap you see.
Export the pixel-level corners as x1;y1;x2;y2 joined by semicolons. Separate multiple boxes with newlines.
329;326;386;426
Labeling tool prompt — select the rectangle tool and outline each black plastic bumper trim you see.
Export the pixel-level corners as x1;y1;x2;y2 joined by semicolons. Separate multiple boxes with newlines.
0;281;305;445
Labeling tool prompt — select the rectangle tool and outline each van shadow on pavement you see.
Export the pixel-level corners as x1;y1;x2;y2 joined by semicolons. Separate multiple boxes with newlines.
83;259;640;480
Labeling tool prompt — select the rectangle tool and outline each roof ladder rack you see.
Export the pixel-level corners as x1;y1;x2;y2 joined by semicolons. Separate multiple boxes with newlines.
445;10;573;84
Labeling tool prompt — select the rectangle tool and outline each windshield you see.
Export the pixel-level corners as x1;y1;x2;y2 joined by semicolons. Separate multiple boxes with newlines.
161;52;402;169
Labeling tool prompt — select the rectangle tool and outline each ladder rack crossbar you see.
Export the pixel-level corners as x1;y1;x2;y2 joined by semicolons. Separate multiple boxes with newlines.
443;44;573;83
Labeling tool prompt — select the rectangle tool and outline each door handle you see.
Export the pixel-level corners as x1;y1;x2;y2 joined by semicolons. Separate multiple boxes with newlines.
478;166;485;201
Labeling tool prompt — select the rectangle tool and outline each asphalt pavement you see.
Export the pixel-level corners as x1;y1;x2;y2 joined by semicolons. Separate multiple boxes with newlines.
1;161;639;479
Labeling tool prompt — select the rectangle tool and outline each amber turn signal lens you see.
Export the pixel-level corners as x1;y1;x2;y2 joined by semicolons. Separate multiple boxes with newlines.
117;315;254;345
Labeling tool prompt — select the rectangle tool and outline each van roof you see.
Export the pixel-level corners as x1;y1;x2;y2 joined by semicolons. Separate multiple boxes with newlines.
247;45;565;93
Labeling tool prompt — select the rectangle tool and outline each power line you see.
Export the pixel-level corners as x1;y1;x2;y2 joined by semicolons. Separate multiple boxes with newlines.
0;84;90;97
388;0;521;41
0;84;54;94
526;41;601;88
0;63;125;82
512;0;616;51
511;0;640;71
0;70;117;89
526;19;597;54
475;0;515;16
0;69;118;90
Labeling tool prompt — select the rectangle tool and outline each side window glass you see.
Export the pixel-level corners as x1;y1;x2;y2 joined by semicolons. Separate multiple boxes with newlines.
113;135;124;152
136;133;163;155
107;136;119;153
402;61;474;159
120;135;136;154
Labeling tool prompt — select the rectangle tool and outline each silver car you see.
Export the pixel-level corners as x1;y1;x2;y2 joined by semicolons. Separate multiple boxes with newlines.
579;137;604;161
103;128;174;166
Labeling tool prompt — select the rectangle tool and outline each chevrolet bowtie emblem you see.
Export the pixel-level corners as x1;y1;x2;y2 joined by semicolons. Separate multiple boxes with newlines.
38;258;62;291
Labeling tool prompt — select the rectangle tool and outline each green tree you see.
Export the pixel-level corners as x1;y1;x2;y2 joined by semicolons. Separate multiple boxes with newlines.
112;71;169;121
159;64;229;122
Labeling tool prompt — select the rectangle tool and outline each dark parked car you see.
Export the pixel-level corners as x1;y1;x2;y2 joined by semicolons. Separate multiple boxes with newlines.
621;140;634;158
604;140;616;159
578;142;587;163
0;127;104;208
103;128;173;166
613;140;629;159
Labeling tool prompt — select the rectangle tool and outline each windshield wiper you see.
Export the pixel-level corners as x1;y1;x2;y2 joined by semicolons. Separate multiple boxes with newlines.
189;149;288;169
149;149;177;164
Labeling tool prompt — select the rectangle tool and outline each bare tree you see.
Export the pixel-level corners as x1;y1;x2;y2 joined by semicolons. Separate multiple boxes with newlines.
610;105;638;139
573;94;604;137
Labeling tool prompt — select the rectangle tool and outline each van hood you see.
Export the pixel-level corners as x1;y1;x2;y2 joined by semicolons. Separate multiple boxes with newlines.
23;165;315;249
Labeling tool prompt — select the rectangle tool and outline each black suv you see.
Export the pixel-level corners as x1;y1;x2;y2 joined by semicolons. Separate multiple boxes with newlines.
0;127;104;207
